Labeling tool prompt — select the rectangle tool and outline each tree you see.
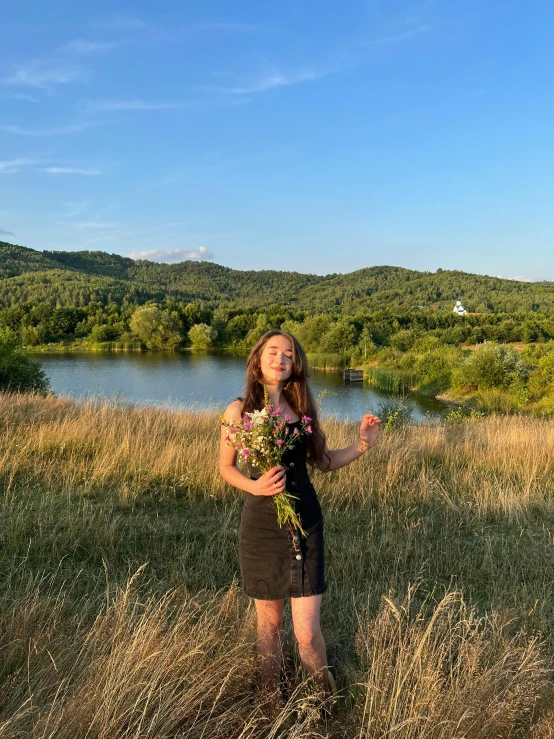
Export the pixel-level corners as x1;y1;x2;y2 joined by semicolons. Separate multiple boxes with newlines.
188;323;217;350
129;306;183;350
358;326;376;359
320;319;357;354
0;328;50;393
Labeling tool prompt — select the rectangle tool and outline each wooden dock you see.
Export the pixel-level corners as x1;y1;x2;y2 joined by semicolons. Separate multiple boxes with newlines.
343;368;364;382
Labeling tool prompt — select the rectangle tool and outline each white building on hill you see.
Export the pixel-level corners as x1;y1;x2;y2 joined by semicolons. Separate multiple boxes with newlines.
453;298;467;316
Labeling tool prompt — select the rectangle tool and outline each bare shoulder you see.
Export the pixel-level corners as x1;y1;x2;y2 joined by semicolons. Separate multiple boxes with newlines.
222;398;243;423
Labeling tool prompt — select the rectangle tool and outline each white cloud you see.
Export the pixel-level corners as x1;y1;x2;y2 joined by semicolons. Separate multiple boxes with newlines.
77;221;118;230
208;68;329;95
12;92;40;102
0;227;16;236
94;15;153;33
127;246;214;262
60;200;93;217
0;157;40;173
87;98;192;111
1;122;96;136
371;24;432;45
45;167;102;175
5;61;88;89
496;275;535;283
60;39;122;54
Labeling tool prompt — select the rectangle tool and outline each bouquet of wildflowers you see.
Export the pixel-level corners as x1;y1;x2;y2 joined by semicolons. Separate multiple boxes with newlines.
221;393;312;536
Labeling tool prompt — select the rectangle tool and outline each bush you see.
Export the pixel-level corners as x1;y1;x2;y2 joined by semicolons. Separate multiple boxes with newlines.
378;398;414;431
90;324;121;342
475;388;521;414
0;328;50;393
455;344;527;390
414;347;459;394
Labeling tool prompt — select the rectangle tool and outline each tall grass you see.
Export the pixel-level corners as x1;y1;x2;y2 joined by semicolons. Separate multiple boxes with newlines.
2;393;554;737
366;367;416;393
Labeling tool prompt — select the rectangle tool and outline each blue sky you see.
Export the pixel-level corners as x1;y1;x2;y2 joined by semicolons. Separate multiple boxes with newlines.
1;0;552;279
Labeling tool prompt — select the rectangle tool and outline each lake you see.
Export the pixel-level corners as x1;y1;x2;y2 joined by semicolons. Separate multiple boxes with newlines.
37;352;450;423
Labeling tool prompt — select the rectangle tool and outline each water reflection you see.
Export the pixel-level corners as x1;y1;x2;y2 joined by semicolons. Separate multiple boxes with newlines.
37;352;450;423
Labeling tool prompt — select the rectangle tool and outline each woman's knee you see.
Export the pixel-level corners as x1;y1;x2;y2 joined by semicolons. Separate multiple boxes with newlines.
294;625;322;652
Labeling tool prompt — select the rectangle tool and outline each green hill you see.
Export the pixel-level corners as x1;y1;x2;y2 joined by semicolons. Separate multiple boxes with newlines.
0;241;553;314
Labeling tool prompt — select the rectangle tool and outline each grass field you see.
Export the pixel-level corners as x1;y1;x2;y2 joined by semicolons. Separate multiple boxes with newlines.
2;393;554;737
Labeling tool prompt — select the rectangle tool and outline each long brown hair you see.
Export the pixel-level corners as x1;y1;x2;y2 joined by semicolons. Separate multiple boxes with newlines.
240;329;329;469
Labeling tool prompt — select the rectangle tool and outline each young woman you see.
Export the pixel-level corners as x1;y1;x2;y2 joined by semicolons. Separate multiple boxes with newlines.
219;329;380;699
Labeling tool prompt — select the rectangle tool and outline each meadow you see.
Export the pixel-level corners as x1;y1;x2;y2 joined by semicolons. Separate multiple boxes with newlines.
2;393;554;737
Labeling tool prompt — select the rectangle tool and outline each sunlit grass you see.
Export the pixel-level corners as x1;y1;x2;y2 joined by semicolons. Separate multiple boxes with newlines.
2;392;554;737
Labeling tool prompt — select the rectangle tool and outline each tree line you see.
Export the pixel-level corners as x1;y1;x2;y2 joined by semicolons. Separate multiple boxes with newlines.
1;300;554;354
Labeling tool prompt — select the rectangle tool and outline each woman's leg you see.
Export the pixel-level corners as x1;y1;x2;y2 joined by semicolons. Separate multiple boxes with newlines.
290;594;331;695
253;598;284;693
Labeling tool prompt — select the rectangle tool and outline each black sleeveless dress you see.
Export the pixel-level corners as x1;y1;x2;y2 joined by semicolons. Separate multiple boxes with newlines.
239;421;326;600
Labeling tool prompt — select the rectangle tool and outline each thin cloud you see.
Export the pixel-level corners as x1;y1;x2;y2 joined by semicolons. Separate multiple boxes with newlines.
0;157;40;173
12;92;40;102
4;61;88;89
93;15;153;32
190;22;259;33
83;234;118;245
60;39;123;54
60;200;93;218
77;221;118;230
0;227;16;236
370;23;433;44
1;122;96;136
45;167;102;175
208;68;330;95
87;98;193;111
127;247;214;263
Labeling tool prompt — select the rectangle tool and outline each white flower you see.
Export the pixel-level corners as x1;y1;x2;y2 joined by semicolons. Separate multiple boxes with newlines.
248;409;268;427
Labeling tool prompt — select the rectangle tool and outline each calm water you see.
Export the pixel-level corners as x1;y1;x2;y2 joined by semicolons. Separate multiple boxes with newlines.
37;352;450;423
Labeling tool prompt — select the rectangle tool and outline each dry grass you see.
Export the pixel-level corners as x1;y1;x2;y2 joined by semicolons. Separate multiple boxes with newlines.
2;392;554;737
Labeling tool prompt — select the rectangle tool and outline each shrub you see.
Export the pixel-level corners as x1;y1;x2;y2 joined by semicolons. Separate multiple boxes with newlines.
0;328;50;393
414;347;459;394
456;344;527;390
475;388;521;414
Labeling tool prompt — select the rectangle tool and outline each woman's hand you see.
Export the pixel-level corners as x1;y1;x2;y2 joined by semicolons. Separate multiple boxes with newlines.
250;466;287;496
358;413;381;451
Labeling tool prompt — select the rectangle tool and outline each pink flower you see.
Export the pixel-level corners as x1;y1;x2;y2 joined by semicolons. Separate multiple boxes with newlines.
302;415;312;423
242;448;251;457
274;407;281;415
224;435;230;441
229;428;236;434
293;427;300;436
276;439;284;447
243;422;253;431
306;425;312;434
284;414;291;422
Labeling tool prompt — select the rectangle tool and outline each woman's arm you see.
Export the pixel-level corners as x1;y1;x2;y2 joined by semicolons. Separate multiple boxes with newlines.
318;413;381;472
218;400;287;495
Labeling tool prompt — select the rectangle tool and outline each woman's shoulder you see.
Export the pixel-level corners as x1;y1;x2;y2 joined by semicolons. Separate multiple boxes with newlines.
222;397;243;422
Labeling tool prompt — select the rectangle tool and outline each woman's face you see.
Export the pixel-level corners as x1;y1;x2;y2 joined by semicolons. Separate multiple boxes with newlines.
259;334;294;384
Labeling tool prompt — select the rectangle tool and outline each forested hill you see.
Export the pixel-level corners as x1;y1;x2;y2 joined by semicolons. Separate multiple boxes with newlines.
1;240;553;314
